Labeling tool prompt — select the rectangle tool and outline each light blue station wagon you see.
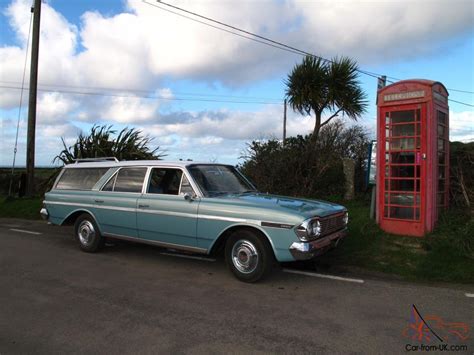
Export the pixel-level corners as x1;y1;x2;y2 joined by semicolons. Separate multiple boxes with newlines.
41;158;348;282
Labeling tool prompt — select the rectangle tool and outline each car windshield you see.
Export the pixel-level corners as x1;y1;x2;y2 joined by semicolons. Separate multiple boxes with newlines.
187;164;256;197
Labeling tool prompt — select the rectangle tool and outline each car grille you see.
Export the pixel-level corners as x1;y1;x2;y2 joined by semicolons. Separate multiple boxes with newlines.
319;212;346;236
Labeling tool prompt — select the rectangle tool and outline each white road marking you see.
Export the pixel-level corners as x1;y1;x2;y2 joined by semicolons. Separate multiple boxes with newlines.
465;293;474;298
283;268;364;284
160;252;216;262
10;228;42;235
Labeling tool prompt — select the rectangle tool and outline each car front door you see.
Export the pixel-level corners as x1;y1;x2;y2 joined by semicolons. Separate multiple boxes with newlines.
137;167;200;249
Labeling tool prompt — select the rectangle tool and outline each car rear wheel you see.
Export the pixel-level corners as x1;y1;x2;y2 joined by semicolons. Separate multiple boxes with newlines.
74;213;104;253
225;230;273;283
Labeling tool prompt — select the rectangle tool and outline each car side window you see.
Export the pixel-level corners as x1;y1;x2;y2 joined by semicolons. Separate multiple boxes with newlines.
56;168;109;190
147;168;184;195
180;175;194;195
102;175;116;191
102;167;147;193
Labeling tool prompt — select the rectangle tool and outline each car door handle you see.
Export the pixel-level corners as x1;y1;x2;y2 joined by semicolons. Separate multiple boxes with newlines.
94;199;104;203
138;204;149;208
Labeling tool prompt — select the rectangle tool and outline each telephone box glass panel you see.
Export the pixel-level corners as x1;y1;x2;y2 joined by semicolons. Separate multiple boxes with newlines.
383;109;421;221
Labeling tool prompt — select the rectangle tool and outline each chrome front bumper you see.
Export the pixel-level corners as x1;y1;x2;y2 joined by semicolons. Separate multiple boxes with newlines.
40;207;49;221
289;229;347;261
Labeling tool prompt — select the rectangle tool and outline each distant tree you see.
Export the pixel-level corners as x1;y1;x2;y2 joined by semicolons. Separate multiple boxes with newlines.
285;55;368;143
54;125;166;164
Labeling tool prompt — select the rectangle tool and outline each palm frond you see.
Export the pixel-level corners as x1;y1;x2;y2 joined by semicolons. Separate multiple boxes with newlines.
285;55;368;141
53;124;166;165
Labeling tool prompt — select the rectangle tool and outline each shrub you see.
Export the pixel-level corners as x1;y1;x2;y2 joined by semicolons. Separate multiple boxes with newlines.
450;141;474;209
240;120;370;199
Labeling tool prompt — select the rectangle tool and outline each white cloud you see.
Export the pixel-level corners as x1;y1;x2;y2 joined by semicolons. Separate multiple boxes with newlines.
37;92;79;123
1;0;473;165
198;136;224;145
450;110;474;142
157;88;173;100
2;0;78;85
98;96;160;123
0;46;28;109
142;104;313;142
38;123;80;139
2;0;473;100
295;0;474;63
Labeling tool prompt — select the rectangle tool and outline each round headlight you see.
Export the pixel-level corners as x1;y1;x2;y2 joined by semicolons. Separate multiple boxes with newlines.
310;220;321;237
343;211;349;225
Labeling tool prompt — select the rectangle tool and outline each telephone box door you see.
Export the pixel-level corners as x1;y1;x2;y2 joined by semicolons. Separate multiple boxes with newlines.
379;104;426;236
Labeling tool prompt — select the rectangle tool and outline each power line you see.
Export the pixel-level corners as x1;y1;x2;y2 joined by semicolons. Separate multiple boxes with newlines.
3;1;472;109
0;80;282;102
3;83;473;108
4;83;473;109
142;1;304;57
9;11;33;197
384;75;474;94
447;88;474;94
4;1;469;110
4;79;473;106
145;0;474;96
0;85;283;105
448;98;474;107
146;0;320;60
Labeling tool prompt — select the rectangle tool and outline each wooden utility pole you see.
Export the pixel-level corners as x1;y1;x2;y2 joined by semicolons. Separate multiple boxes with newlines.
283;99;287;145
26;0;41;196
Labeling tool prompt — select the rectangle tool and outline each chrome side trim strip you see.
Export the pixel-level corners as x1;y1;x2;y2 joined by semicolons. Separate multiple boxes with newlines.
198;214;247;223
261;221;294;229
45;201;287;226
138;209;197;219
45;201;136;213
103;232;208;254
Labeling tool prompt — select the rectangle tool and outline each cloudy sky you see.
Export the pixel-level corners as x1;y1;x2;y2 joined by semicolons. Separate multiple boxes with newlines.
0;0;473;166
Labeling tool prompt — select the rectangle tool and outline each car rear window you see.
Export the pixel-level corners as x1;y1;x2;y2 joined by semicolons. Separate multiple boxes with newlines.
56;168;109;190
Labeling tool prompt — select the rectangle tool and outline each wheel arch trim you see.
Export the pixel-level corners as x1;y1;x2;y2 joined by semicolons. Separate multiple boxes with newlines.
61;208;102;233
208;223;277;257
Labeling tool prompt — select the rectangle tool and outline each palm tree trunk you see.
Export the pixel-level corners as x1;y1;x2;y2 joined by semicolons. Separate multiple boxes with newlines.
312;111;322;143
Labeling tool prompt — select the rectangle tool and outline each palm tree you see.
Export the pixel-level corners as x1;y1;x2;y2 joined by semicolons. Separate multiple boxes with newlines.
285;56;368;143
54;125;166;164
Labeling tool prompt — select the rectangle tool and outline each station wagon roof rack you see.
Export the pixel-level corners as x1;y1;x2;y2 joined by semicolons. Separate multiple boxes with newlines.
73;157;119;164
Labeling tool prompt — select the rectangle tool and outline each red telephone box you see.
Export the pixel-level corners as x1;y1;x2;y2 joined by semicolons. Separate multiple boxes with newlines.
376;80;449;237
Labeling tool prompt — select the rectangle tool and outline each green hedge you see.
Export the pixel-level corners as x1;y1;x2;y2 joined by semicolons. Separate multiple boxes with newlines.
240;120;370;199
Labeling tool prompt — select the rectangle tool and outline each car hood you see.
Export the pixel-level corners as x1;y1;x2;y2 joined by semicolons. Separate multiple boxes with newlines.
217;193;346;219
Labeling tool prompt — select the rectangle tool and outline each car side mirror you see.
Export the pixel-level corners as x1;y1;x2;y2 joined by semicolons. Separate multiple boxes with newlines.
183;192;193;201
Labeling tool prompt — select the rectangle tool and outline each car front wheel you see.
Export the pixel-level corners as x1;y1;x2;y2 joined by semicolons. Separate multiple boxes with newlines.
225;230;273;282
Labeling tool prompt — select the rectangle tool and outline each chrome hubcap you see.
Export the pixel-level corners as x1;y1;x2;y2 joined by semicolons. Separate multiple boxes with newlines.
231;240;259;274
78;220;95;246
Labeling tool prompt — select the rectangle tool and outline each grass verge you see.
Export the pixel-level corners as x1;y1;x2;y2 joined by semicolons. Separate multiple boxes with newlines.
0;196;43;220
320;199;474;284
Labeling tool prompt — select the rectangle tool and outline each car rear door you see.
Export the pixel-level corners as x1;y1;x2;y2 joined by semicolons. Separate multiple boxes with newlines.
93;167;147;238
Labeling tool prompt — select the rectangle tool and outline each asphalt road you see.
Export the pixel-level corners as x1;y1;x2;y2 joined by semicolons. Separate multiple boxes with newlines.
0;218;472;354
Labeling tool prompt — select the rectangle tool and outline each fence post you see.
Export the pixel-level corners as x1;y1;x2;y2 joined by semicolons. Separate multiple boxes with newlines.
342;158;355;200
